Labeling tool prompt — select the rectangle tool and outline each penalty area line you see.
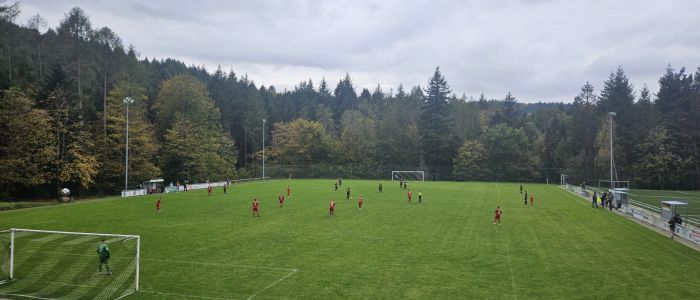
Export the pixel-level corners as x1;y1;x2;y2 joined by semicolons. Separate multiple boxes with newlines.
139;290;239;300
246;268;298;300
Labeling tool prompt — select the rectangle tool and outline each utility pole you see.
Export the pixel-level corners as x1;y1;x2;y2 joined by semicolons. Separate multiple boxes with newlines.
609;112;616;189
123;97;135;190
262;119;266;179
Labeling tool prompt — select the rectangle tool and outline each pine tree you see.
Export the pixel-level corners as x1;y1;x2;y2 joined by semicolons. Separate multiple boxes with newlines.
419;67;455;179
598;66;636;175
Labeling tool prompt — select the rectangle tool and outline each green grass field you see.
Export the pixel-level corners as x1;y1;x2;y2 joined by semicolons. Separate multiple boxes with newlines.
2;180;700;299
628;189;700;215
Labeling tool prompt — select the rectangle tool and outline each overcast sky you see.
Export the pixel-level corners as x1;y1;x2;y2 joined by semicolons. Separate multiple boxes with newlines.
18;0;700;102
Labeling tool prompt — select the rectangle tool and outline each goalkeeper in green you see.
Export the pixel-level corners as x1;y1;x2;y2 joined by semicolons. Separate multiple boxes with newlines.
97;239;112;275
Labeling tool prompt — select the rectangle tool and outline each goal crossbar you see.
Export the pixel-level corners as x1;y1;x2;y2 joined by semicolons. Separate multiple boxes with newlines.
5;228;139;239
598;180;630;189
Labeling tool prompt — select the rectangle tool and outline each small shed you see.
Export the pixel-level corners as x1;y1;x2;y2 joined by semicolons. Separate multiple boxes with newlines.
609;188;629;207
143;179;165;194
661;200;687;220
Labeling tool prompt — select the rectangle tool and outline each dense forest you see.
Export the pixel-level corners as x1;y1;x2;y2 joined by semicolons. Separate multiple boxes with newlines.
1;3;699;199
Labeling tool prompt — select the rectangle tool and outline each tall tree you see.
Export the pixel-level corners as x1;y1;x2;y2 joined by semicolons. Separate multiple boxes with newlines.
96;80;159;192
0;0;20;22
155;74;236;182
480;124;533;181
567;82;600;180
597;66;636;173
419;67;455;179
154;73;220;138
0;87;56;196
453;140;488;181
636;126;683;189
269;118;336;165
57;7;93;41
333;73;357;122
339;110;377;165
655;65;697;188
492;92;520;126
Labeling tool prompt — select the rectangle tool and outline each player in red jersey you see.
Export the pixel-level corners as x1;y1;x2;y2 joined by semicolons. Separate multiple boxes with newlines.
494;206;502;225
329;200;336;216
358;195;364;210
530;193;535;207
278;193;285;207
207;184;212;196
407;190;413;204
287;185;291;197
252;198;260;217
156;197;161;213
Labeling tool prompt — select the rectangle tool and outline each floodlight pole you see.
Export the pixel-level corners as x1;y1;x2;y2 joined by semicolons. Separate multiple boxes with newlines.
262;118;266;179
609;112;616;190
123;96;134;191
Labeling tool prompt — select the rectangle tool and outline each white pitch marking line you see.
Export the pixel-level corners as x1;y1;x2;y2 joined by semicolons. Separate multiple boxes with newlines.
140;290;239;300
112;290;136;300
0;293;55;300
246;269;298;300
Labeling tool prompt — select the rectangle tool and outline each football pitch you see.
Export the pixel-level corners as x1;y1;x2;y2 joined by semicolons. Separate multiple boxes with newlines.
627;189;700;216
2;180;700;299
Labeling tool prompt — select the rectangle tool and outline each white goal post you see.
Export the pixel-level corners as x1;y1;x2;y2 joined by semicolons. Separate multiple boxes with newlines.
391;171;425;182
598;180;630;190
0;228;140;300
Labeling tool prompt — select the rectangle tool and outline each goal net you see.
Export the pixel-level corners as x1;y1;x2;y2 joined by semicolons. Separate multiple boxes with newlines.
0;228;140;300
392;171;425;182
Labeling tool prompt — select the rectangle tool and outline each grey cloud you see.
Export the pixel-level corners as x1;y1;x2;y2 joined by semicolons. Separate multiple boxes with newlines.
20;0;700;102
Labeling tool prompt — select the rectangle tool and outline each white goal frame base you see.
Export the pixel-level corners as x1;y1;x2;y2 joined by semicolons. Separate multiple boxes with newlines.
391;171;425;181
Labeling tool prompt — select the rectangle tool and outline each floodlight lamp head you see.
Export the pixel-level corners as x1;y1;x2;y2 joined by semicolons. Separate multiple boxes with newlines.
609;112;616;116
123;96;134;104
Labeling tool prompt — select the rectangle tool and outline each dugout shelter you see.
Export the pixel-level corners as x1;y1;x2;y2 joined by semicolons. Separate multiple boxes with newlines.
143;178;164;194
661;200;687;221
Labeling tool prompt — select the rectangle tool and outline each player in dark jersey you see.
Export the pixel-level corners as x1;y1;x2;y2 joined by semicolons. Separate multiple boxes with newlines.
592;191;598;208
97;239;112;275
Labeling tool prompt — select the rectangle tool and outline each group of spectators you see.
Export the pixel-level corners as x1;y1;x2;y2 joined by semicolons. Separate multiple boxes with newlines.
591;191;616;211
